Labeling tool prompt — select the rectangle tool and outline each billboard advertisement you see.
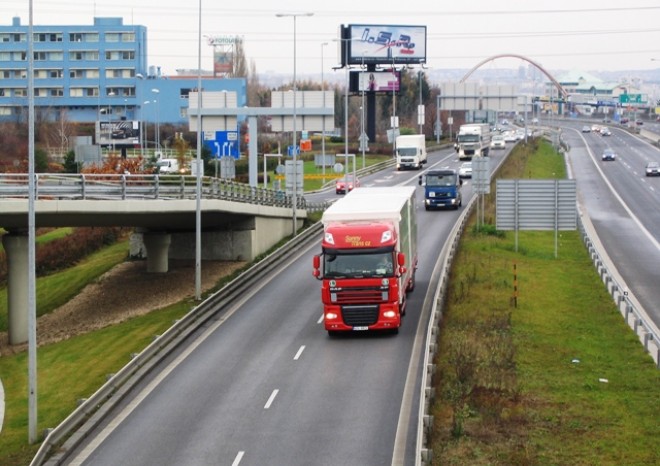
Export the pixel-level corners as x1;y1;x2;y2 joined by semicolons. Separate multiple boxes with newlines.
96;120;140;146
214;49;233;75
349;70;400;93
341;24;426;66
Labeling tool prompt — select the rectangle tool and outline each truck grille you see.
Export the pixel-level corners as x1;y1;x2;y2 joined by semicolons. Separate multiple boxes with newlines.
332;286;385;304
342;305;379;326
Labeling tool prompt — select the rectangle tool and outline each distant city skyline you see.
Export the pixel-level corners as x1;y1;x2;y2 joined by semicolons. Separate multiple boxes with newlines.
4;0;660;78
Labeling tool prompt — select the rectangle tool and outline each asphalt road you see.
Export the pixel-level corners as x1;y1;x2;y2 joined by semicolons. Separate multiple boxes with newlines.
62;146;505;466
561;123;660;331
55;128;659;465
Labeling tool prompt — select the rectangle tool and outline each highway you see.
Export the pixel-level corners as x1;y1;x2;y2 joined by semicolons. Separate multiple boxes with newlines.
56;145;504;466
560;123;660;328
47;127;660;465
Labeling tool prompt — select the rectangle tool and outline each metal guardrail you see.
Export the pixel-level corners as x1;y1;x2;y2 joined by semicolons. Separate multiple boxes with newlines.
0;173;327;213
31;222;324;466
577;209;660;368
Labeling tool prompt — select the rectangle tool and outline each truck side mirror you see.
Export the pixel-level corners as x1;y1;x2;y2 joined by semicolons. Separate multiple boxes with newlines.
418;175;423;186
397;252;406;267
459;179;463;186
312;255;321;279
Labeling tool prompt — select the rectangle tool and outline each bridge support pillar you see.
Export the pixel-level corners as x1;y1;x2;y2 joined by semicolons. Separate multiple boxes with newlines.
143;232;171;273
2;232;29;345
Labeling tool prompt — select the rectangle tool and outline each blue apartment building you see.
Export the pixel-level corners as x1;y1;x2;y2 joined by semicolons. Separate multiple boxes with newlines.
0;16;246;132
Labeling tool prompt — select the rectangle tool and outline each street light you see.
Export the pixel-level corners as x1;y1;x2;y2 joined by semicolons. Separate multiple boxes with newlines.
333;36;353;193
136;73;144;157
276;12;313;237
321;41;328;185
151;88;160;157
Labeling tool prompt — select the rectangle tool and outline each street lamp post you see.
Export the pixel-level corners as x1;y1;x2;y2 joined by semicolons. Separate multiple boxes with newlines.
276;12;313;237
361;53;366;169
321;41;328;185
136;73;144;157
333;36;355;193
151;88;160;157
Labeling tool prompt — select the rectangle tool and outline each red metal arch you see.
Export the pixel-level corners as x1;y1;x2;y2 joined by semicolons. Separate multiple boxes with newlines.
460;54;567;100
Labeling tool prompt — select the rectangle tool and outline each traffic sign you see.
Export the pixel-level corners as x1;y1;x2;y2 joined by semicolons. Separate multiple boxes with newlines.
619;94;644;104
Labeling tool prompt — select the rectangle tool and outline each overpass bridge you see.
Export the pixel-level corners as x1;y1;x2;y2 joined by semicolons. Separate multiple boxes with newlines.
0;173;323;344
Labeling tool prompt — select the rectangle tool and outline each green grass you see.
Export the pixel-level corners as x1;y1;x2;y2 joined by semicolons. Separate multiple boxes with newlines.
0;301;192;465
0;241;128;332
430;140;660;465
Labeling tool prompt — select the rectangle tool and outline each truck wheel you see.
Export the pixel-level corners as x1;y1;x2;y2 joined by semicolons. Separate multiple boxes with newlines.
425;205;430;211
407;270;416;292
328;330;339;337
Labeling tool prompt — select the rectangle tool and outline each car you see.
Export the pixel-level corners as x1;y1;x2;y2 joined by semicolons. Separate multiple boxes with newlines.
635;120;644;126
600;127;611;136
503;131;517;143
591;124;600;133
582;125;591;133
458;162;472;179
645;162;660;176
490;135;506;150
601;149;616;161
335;175;360;194
620;117;629;124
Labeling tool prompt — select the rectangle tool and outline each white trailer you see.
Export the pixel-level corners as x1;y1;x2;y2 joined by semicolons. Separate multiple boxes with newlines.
395;134;427;170
456;123;491;160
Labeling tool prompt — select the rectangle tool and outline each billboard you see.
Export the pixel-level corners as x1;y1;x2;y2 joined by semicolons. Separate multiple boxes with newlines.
96;120;140;146
341;24;426;66
349;70;400;93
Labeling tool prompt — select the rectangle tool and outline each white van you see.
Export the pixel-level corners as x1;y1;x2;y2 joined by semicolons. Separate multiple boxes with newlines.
156;158;180;174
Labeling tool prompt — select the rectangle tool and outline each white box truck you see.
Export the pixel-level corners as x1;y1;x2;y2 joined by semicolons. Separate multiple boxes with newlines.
455;123;491;160
395;134;427;170
312;186;418;335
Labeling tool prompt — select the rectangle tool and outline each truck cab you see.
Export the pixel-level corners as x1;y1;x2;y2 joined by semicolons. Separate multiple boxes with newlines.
419;169;463;210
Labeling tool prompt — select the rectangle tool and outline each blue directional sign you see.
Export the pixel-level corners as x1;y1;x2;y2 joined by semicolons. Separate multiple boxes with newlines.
287;145;300;156
205;130;239;159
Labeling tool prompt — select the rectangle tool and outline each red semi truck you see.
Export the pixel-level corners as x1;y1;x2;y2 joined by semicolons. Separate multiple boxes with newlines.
312;186;418;335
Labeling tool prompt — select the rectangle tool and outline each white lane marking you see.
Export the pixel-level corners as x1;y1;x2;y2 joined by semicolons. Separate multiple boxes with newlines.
293;346;305;360
317;314;324;324
264;389;279;409
232;451;245;466
68;242;319;463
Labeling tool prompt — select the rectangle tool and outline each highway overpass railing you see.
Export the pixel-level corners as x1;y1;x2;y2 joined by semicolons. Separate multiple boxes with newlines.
0;173;327;213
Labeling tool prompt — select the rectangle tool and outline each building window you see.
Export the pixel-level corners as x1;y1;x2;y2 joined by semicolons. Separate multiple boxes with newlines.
122;32;135;42
34;33;62;42
105;50;136;61
50;88;63;97
106;33;119;43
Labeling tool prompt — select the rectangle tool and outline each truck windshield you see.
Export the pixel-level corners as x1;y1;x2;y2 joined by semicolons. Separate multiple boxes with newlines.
425;174;456;187
397;148;417;156
457;134;479;142
323;252;394;278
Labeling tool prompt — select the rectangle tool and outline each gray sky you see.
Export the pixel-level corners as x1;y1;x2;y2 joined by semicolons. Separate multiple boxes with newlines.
4;0;660;77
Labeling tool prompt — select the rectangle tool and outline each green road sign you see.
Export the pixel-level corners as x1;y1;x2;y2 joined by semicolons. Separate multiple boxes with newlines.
619;94;644;104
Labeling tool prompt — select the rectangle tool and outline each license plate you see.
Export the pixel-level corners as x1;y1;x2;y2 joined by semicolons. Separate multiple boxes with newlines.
353;326;369;331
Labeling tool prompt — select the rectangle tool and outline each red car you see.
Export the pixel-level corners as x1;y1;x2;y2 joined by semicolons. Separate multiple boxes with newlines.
335;175;360;194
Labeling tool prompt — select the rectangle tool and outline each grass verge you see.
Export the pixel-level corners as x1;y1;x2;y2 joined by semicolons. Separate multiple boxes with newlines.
430;140;660;465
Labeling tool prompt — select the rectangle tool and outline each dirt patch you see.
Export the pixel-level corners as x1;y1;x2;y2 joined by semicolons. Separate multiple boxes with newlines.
0;259;245;356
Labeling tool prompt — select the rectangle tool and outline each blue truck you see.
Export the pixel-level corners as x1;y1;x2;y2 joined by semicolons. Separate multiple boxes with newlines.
418;169;463;210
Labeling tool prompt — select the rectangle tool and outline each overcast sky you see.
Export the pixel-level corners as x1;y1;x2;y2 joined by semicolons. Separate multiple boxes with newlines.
4;0;660;78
